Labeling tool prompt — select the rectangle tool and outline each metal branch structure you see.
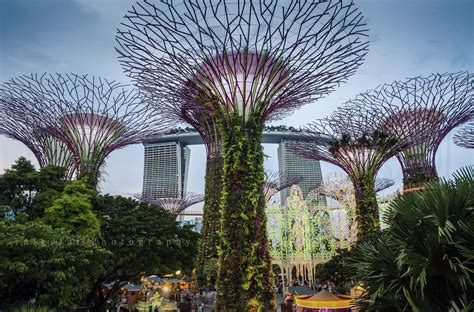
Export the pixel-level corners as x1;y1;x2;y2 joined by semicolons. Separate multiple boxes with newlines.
0;73;170;188
375;178;395;193
345;72;473;191
0;97;75;179
116;0;368;308
292;101;422;238
136;192;204;215
264;171;304;202
454;121;474;149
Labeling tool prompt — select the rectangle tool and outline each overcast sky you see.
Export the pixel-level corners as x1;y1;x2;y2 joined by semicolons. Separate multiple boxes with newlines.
0;0;473;201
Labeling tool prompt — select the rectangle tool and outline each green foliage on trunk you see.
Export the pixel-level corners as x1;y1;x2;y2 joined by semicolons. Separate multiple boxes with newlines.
196;155;223;287
353;173;380;238
216;113;274;311
348;167;474;311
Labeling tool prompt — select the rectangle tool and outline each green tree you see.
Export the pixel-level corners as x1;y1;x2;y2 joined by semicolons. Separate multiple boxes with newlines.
0;157;37;214
43;180;100;237
0;158;67;219
0;220;108;308
348;167;474;311
88;195;199;311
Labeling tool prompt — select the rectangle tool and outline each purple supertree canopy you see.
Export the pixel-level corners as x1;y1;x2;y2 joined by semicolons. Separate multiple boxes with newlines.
263;171;304;202
342;72;473;187
136;192;205;215
0;73;171;186
293;112;415;178
0;87;75;178
454;121;474;149
116;0;369;123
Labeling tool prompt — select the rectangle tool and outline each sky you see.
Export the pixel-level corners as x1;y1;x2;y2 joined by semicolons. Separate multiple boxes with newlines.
0;0;473;203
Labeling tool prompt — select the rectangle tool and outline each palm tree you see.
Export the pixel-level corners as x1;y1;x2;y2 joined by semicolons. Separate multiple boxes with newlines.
348;166;474;311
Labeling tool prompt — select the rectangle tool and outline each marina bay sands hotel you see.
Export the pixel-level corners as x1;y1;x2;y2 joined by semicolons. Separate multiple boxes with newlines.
142;129;323;205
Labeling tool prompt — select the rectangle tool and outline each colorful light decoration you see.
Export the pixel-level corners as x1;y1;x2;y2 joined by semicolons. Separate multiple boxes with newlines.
267;185;335;288
306;173;395;247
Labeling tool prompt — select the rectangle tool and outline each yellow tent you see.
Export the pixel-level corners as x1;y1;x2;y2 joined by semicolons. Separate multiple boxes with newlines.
295;290;354;310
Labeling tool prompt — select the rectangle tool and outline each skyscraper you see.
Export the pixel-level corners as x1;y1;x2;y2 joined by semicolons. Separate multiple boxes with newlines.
278;139;324;205
142;142;190;199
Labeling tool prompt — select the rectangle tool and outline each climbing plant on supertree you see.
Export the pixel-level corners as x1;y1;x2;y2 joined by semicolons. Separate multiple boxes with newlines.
0;73;170;189
292;101;425;238
116;0;368;309
346;72;473;191
454;121;474;149
0;87;75;179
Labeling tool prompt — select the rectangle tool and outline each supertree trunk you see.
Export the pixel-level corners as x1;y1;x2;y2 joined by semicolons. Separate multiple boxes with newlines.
217;113;274;311
352;173;380;237
196;142;223;287
402;162;438;191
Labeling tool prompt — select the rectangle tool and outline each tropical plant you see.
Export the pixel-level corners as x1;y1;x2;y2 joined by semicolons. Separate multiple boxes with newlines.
348;166;474;311
10;304;57;312
43;180;100;237
88;195;199;311
0;157;67;219
0;220;108;308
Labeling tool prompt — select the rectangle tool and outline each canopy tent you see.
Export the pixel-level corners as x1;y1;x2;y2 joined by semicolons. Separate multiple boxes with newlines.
295;290;353;311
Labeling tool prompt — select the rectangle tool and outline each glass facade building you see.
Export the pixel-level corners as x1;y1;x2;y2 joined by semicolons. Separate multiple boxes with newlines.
142;142;190;199
278;139;325;206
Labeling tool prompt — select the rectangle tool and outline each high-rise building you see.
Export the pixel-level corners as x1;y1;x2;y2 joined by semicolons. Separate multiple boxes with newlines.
142;131;324;204
142;142;190;199
278;139;324;205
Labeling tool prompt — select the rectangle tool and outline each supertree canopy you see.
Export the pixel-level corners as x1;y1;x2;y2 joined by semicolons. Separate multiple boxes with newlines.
136;192;204;215
346;72;473;190
263;171;304;203
116;0;368;308
0;73;169;188
0;96;75;179
292;101;423;238
454;121;474;149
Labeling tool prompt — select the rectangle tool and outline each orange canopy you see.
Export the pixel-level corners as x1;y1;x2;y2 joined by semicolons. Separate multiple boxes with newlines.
295;290;354;309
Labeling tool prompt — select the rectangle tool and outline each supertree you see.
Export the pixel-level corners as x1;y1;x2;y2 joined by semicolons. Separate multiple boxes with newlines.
345;72;473;191
292;99;425;238
135;192;204;215
0;96;75;179
454;121;474;149
263;171;304;203
0;73;169;188
116;0;368;308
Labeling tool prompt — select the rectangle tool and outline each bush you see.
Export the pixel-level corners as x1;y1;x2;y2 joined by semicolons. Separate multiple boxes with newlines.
348;167;474;311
